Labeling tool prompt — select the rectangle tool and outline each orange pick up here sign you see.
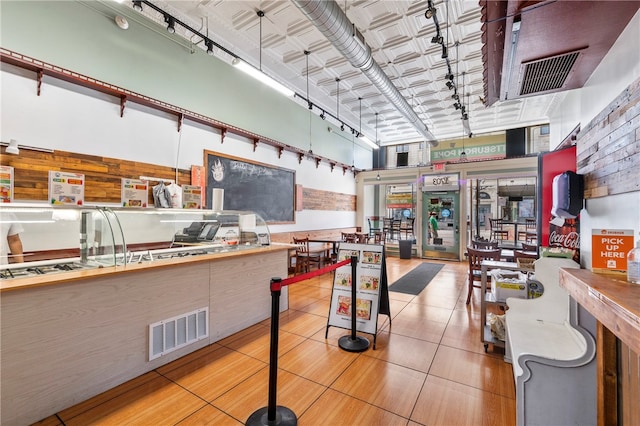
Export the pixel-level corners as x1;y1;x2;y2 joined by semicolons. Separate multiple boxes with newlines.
591;229;634;272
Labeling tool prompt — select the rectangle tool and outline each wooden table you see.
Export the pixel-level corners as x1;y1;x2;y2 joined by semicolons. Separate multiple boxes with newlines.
559;268;640;426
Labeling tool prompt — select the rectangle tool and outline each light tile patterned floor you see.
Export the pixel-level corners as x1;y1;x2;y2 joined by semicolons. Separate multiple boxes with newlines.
37;257;515;426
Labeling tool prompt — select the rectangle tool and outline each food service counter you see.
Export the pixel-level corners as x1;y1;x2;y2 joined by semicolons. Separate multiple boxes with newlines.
0;205;288;425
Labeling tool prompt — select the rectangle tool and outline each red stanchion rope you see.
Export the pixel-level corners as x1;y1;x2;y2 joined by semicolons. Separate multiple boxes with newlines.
272;258;351;291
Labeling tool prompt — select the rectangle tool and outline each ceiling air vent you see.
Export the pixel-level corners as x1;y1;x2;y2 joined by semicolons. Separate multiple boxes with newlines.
519;51;580;95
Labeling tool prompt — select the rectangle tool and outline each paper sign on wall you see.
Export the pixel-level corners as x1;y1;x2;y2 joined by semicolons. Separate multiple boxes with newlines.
48;171;85;205
121;178;148;207
0;165;14;203
592;229;634;273
182;185;202;209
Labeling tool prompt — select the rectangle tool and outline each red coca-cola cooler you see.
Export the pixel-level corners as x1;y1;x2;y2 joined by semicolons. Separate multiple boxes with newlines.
548;218;581;263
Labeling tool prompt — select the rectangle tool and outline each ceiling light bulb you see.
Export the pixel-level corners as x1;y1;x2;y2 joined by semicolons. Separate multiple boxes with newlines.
376;173;381;181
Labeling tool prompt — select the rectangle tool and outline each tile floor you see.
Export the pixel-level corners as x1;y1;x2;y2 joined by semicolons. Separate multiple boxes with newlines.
35;257;516;426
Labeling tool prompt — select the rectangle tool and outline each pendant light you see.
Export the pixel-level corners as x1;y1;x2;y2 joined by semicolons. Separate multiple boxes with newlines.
232;11;294;97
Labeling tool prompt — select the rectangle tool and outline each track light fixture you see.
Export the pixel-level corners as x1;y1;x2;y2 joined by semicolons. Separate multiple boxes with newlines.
446;81;454;90
446;72;454;81
308;102;313;110
206;40;214;55
164;14;175;33
454;102;461;110
132;0;142;12
340;123;345;132
320;112;325;120
452;93;459;101
424;0;436;19
441;45;448;59
431;34;443;44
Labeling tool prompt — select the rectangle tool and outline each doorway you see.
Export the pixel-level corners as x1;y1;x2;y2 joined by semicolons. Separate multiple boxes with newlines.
422;191;460;260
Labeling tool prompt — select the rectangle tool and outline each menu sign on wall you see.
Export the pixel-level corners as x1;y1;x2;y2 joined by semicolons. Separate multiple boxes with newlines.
0;165;14;203
121;178;148;208
48;171;84;205
182;185;203;209
327;243;384;335
591;229;635;273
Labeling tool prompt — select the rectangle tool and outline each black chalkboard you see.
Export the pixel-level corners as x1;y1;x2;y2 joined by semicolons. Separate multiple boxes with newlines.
205;151;295;223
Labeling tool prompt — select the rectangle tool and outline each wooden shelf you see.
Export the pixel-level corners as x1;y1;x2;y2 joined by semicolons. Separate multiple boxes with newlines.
559;268;640;355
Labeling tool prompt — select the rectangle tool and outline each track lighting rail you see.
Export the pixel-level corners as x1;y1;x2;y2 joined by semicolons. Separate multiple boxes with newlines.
134;1;369;150
0;48;359;174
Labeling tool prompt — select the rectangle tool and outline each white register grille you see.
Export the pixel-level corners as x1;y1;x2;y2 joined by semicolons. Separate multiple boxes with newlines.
149;307;208;361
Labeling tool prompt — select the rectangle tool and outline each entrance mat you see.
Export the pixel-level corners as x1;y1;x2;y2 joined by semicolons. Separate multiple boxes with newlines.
389;262;444;295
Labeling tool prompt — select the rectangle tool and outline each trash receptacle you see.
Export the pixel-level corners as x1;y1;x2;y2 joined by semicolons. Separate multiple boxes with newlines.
399;239;412;259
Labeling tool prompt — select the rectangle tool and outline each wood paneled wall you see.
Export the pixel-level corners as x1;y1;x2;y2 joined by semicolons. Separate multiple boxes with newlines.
1;148;190;204
577;76;640;198
302;187;356;211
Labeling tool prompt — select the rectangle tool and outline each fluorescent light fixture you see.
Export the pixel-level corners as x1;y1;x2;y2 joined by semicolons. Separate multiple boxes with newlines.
232;58;294;97
358;134;379;150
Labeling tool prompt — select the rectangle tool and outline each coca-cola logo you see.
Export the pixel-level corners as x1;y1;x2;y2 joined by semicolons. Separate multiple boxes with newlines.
549;230;580;249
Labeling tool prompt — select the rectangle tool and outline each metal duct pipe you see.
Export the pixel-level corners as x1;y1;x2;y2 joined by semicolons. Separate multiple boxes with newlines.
292;0;437;146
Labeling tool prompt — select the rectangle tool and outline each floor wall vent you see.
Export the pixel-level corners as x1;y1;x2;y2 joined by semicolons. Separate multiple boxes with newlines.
149;307;208;361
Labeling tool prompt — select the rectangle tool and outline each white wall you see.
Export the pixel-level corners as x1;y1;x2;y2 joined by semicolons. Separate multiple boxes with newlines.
1;63;357;236
549;11;640;149
547;10;640;269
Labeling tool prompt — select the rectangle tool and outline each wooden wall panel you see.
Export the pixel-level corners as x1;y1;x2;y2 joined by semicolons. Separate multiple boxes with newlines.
302;187;356;211
0;148;190;204
577;76;640;198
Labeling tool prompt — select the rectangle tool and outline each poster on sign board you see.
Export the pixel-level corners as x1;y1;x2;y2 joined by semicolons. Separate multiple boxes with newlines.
121;178;148;208
327;243;384;335
48;171;85;205
0;165;14;203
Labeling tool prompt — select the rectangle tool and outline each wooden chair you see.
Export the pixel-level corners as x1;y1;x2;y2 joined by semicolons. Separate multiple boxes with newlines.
471;239;499;249
489;218;509;242
382;218;393;241
372;231;386;244
390;219;402;241
341;232;357;243
514;249;538;269
521;242;539;253
368;218;381;238
525;218;537;243
466;247;502;304
356;233;368;244
400;217;415;240
293;237;321;274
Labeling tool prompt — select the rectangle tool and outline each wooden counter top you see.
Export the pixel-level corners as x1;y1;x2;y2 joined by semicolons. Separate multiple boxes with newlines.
559;268;640;355
0;244;289;293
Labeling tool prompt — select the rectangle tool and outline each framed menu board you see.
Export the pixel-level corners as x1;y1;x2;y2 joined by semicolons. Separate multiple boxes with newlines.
205;151;295;223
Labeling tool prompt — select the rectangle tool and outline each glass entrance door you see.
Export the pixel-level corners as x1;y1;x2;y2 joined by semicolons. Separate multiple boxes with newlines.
422;191;460;260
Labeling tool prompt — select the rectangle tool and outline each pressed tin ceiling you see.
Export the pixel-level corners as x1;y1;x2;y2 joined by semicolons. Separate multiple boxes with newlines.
127;0;639;147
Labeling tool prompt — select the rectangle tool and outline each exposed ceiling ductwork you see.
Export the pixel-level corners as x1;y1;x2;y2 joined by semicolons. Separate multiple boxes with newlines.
292;0;438;146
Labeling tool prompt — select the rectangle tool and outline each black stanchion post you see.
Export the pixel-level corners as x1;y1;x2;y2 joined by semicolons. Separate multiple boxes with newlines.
246;278;297;426
338;256;370;352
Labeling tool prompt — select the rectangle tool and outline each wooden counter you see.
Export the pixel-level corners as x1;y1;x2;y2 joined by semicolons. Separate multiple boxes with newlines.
559;268;640;426
559;269;640;354
1;245;289;425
